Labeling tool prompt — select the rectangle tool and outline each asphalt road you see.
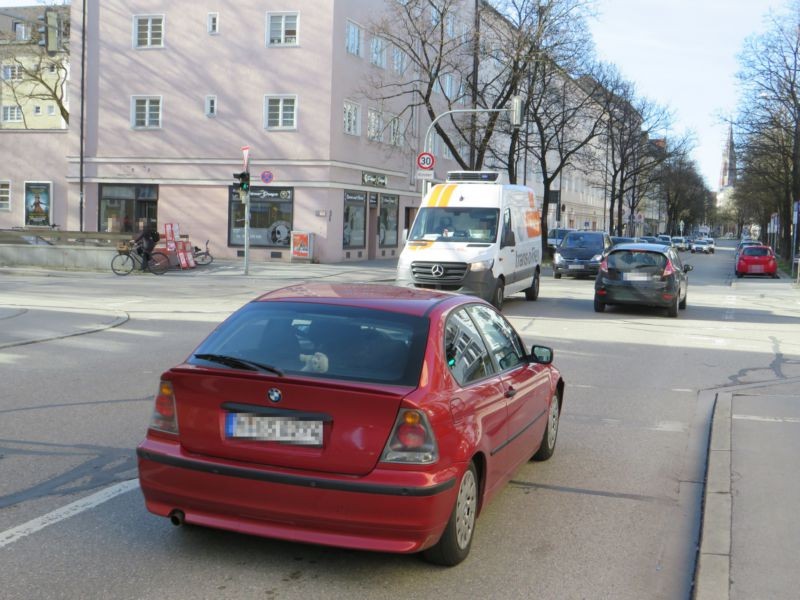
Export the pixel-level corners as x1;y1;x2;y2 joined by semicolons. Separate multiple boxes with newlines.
1;241;798;599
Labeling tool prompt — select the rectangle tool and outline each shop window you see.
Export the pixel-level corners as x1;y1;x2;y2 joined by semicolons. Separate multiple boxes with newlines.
228;186;294;248
99;184;158;232
379;194;399;247
343;190;366;249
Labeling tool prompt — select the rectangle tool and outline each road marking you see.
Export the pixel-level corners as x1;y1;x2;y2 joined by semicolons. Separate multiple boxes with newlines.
733;414;800;424
0;479;139;549
671;388;694;393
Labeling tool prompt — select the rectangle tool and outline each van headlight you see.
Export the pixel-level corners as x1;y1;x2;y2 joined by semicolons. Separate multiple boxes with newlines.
553;252;564;265
470;259;493;272
591;254;603;262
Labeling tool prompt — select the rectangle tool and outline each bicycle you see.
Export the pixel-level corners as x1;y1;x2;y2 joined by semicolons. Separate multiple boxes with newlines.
111;241;171;275
192;239;213;266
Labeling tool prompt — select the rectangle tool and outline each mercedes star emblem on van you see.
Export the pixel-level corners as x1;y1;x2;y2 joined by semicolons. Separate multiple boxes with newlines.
431;264;445;277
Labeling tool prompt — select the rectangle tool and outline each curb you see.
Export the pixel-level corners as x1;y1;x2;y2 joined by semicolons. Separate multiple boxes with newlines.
694;392;732;600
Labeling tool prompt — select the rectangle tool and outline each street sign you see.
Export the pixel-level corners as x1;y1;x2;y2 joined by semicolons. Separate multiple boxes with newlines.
416;170;434;180
261;170;274;184
417;152;435;170
241;146;250;172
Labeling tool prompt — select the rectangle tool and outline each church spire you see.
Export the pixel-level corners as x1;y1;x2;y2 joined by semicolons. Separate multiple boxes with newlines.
719;125;736;189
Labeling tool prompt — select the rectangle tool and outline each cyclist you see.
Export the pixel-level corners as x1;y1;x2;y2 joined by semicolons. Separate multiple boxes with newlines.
132;226;160;271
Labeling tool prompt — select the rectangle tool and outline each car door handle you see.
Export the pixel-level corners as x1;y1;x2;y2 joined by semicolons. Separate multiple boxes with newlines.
505;387;517;398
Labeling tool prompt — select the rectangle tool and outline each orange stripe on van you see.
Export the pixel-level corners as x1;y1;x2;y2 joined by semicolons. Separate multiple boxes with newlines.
436;184;458;207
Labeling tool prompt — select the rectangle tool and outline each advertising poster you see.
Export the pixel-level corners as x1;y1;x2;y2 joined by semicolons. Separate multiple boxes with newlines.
291;231;311;259
25;181;52;227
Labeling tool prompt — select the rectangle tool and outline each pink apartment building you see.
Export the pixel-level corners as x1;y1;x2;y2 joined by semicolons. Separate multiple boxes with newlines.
59;0;465;263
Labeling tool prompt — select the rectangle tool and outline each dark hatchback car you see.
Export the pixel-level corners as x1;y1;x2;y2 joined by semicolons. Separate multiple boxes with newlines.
137;283;564;566
552;231;613;279
594;243;693;317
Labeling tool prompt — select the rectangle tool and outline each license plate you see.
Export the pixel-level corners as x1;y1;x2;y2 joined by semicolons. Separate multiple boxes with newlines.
568;264;584;270
225;413;323;446
623;272;650;281
750;265;764;273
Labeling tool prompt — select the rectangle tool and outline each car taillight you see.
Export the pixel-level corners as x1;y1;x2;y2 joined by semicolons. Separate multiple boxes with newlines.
662;260;675;278
381;409;438;464
599;258;608;273
148;380;179;436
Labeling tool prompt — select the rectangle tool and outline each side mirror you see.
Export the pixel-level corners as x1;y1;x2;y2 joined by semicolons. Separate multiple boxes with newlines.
529;345;553;364
502;230;516;248
683;264;693;273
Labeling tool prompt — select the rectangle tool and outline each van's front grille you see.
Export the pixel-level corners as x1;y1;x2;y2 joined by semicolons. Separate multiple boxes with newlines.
410;261;468;285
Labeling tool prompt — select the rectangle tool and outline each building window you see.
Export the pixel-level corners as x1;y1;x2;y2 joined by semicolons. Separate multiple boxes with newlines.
388;115;403;147
268;12;298;46
345;21;362;56
442;73;453;97
344;191;366;248
205;95;217;117
379;194;399;247
131;96;162;128
2;65;23;81
99;184;158;233
392;46;407;75
264;95;297;129
0;182;10;211
343;100;360;136
33;105;42;116
228;187;294;247
48;64;57;73
367;109;383;142
2;106;23;122
13;21;29;41
207;13;219;34
370;36;386;68
134;15;164;48
47;105;56;116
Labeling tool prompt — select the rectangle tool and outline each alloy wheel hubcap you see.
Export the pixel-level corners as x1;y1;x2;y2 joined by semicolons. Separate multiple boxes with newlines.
455;469;477;549
548;397;559;449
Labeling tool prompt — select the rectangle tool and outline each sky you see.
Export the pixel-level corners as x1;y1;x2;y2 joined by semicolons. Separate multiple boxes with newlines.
589;0;787;191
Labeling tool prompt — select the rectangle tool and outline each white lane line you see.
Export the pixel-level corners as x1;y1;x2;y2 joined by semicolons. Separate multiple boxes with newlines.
671;388;694;393
0;479;139;549
733;414;800;424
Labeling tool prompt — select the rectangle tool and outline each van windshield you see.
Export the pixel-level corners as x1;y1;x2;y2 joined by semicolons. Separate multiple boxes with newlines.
408;207;500;243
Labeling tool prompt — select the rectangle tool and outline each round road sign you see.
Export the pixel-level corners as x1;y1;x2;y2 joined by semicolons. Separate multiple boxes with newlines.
417;152;435;170
261;170;274;184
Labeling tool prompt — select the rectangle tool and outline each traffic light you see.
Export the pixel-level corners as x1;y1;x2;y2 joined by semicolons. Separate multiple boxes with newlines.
233;171;250;192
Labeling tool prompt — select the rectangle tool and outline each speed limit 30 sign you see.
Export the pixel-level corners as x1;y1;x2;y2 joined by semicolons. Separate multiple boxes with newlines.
417;152;435;170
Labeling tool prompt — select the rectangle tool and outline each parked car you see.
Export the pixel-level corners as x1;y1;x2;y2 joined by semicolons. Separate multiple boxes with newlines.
705;238;716;252
137;283;565;566
690;239;712;254
735;239;762;260
671;236;688;251
735;245;779;278
594;243;693;318
552;230;613;279
639;235;660;243
657;235;674;246
611;235;637;246
548;227;574;253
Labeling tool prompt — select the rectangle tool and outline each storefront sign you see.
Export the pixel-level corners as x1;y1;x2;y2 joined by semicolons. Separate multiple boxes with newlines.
362;171;387;187
25;181;52;227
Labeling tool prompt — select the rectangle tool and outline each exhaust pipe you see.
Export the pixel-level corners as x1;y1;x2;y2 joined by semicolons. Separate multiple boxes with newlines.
169;509;185;527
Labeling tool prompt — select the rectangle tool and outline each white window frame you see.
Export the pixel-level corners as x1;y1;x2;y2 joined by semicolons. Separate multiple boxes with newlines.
343;100;361;136
367;108;383;142
388;115;403;147
442;73;453;97
13;21;29;41
205;95;217;117
131;96;162;129
133;14;165;49
47;105;56;116
264;95;297;130
267;12;299;46
2;65;23;81
0;181;10;211
2;105;23;122
392;46;407;75
370;36;386;68
345;20;362;57
207;13;219;35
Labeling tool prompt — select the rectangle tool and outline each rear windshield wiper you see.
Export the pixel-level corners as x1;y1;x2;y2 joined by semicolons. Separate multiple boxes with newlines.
193;353;284;377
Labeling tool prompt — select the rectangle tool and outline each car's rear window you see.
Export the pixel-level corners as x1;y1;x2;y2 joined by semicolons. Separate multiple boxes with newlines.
190;302;429;386
743;247;770;256
607;250;667;272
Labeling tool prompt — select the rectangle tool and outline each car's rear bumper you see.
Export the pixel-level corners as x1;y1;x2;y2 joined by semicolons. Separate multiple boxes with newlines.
595;280;678;307
137;438;459;553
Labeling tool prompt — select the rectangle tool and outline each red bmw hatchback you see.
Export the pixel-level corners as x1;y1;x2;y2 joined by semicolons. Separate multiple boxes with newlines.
735;245;779;278
137;283;564;566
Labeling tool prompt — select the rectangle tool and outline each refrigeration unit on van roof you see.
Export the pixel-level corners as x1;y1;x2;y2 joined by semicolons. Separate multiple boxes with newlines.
446;171;501;183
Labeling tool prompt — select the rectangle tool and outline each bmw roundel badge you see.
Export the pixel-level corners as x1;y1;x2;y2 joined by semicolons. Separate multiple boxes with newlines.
268;388;282;403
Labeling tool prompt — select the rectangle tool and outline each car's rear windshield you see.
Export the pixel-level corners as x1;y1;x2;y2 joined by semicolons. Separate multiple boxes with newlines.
562;232;604;249
607;250;667;271
743;247;770;256
189;302;429;386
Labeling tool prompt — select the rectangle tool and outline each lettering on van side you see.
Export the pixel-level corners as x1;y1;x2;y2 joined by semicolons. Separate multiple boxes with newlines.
515;247;540;268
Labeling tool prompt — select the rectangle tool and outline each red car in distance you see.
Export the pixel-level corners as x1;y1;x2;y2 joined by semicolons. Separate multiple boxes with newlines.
735;245;779;278
137;283;564;566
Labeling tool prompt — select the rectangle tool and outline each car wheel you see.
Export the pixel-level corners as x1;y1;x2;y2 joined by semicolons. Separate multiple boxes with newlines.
772;273;780;279
491;279;504;310
667;295;679;318
553;272;562;279
593;295;606;313
679;289;687;309
524;270;540;301
533;393;560;461
735;271;743;278
423;462;478;566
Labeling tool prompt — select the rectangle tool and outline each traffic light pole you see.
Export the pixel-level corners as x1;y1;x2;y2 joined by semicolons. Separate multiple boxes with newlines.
243;187;250;276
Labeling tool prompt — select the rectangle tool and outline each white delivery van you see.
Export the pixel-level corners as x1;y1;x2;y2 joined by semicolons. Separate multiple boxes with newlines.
396;171;543;309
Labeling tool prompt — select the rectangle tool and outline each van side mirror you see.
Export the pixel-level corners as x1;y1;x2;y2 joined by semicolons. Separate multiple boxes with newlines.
501;230;516;248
